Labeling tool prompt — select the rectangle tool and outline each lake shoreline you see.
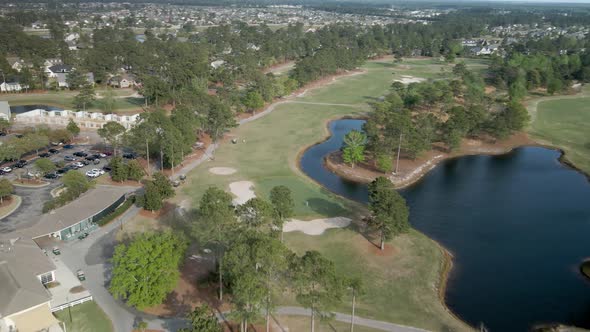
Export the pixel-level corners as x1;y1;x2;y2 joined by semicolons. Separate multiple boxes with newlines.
295;116;475;330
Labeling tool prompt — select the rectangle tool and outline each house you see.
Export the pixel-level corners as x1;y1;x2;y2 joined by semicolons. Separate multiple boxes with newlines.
0;101;10;120
47;65;73;78
108;73;137;88
5;57;26;72
0;236;63;332
0;81;27;93
471;44;501;56
211;60;226;69
50;70;93;89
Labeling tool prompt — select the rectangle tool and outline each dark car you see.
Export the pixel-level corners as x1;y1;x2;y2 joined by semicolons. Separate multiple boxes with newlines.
91;154;101;159
0;132;6;136
56;168;69;175
85;155;96;161
48;148;59;154
44;173;58;179
0;170;5;176
73;151;87;157
93;159;101;165
14;160;27;168
102;151;113;156
102;165;112;172
82;160;90;165
38;152;51;158
122;153;137;159
63;144;74;149
15;134;23;138
64;155;76;162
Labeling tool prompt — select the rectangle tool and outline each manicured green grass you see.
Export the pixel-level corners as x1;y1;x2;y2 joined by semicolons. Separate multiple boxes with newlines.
276;314;384;332
530;96;590;175
54;301;113;332
283;230;468;332
180;58;477;331
1;89;144;114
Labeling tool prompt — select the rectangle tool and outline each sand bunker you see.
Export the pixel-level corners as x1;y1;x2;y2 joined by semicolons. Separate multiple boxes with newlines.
283;217;352;236
209;167;237;175
394;75;426;84
229;181;256;205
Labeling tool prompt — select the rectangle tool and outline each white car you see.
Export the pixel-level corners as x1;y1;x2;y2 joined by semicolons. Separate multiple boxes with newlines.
1;167;12;173
91;168;105;175
72;162;84;169
85;170;99;178
98;153;107;158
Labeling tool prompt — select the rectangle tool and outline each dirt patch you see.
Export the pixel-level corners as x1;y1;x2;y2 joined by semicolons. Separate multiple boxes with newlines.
0;196;13;208
394;75;426;84
143;247;231;317
366;243;398;257
138;202;175;219
98;177;142;187
12;178;49;187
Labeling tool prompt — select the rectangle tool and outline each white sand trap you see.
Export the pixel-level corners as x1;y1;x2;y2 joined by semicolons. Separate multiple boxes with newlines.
394;75;426;84
229;181;256;205
283;217;352;236
209;167;237;175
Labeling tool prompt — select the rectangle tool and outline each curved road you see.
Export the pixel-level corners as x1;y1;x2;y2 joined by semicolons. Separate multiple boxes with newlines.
0;181;60;233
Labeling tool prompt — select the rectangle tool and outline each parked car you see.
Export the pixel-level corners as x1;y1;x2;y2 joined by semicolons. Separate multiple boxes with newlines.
93;159;101;165
52;247;61;255
1;167;12;173
63;144;74;149
51;141;63;146
98;153;107;158
85;170;99;178
85;156;96;161
0;170;5;176
27;171;41;178
38;152;50;158
122;153;137;159
77;269;85;281
91;168;105;175
44;173;58;179
72;162;84;169
0;132;6;136
73;151;87;157
91;154;101;159
56;168;69;175
64;155;77;162
78;232;89;240
48;148;59;154
14;160;27;168
81;160;90;165
102;165;112;172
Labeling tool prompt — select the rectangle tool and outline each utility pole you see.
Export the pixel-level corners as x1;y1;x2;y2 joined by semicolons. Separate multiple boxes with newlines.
394;131;403;174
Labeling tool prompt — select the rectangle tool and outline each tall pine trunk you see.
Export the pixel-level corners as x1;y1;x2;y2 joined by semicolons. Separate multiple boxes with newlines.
218;253;223;301
380;230;385;251
350;291;356;332
311;309;315;332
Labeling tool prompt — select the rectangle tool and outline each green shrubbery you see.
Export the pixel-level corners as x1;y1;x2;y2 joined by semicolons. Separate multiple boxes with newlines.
95;196;135;226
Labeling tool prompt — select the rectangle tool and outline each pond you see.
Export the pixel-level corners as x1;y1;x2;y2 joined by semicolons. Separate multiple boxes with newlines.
9;104;64;114
300;119;590;331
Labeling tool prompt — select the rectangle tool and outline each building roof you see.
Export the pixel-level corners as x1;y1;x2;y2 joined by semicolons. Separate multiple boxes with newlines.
0;101;10;118
49;64;73;73
0;237;54;317
30;185;132;238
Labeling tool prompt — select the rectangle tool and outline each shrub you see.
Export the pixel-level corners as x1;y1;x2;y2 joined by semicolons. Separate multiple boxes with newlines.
95;196;136;226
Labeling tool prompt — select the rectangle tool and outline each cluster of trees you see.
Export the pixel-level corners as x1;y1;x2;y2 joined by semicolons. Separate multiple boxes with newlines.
489;52;590;96
360;63;529;171
43;171;94;212
135;172;174;212
110;231;188;309
190;185;360;332
110;157;144;182
0;123;77;162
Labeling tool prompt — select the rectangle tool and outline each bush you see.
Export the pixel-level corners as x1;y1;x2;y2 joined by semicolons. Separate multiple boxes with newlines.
95;196;136;226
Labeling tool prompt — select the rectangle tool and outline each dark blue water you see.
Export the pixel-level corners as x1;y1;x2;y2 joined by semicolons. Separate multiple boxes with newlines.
9;104;64;114
300;119;590;332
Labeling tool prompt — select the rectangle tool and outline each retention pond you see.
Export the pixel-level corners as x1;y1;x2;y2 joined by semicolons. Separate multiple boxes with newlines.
300;118;590;331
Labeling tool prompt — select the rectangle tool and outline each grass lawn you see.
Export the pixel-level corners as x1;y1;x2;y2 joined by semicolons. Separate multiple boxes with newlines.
54;301;113;332
2;89;144;114
530;96;590;175
178;58;473;331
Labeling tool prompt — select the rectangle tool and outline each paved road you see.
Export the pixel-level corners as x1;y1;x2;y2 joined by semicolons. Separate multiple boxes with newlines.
0;181;60;233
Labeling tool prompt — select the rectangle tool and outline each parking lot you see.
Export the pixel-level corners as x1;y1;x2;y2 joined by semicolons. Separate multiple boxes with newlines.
0;143;113;182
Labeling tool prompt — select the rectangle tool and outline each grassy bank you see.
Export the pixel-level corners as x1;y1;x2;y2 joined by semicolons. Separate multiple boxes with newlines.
54;301;113;332
529;95;590;175
178;58;472;331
